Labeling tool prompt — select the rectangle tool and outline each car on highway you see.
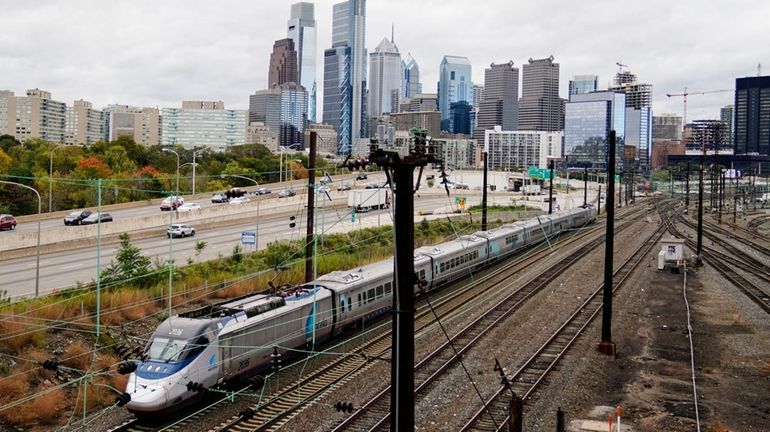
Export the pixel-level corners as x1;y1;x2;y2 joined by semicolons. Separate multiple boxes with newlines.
278;189;296;198
176;203;201;212
211;193;229;203
355;173;368;181
0;214;17;231
160;196;185;210
167;224;195;238
80;212;113;225
337;184;351;191
63;209;92;225
228;196;251;205
365;183;387;189
253;187;272;195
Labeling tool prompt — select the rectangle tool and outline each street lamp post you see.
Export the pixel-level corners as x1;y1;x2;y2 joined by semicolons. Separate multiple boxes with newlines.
191;148;204;195
0;181;41;297
163;148;180;196
48;144;66;212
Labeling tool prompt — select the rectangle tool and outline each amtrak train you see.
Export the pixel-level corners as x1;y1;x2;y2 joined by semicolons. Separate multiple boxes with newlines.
120;205;597;414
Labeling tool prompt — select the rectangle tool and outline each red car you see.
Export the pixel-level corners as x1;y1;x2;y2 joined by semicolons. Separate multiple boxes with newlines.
0;214;17;231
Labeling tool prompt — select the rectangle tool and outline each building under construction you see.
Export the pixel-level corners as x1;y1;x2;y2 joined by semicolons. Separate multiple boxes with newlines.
685;119;728;153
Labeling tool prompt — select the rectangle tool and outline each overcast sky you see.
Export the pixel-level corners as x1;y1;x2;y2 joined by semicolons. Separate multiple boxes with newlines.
1;0;767;123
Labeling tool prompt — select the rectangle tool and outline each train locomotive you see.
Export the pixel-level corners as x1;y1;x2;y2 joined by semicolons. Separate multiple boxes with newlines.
120;205;597;414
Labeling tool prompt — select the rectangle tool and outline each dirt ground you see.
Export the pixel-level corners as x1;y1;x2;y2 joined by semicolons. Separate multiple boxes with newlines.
527;249;770;431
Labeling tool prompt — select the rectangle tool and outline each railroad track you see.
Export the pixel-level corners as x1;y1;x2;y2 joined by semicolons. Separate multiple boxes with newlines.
660;210;770;314
330;208;656;432
459;209;668;431
109;206;648;432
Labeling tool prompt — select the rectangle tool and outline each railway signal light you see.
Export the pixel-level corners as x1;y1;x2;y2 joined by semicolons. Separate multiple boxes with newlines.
289;215;296;229
351;212;356;223
334;401;354;413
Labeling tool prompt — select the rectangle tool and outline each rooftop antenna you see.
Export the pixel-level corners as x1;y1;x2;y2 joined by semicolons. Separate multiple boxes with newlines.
759;62;763;76
391;22;394;44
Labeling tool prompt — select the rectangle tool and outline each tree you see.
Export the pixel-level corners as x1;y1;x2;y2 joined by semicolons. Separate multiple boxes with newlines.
74;156;112;179
101;233;152;287
0;148;12;174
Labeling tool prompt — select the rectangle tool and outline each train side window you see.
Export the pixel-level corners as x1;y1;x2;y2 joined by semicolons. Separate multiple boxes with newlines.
384;282;392;294
367;289;375;303
376;285;384;298
357;293;362;307
419;270;425;280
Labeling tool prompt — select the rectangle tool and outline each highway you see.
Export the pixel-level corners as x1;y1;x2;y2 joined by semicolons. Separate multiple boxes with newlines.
0;193;465;299
1;170;594;300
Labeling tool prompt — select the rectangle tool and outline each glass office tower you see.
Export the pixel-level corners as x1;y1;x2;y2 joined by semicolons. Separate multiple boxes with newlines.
287;2;317;122
564;91;626;169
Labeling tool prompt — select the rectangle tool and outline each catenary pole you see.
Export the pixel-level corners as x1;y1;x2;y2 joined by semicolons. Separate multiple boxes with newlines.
599;130;617;356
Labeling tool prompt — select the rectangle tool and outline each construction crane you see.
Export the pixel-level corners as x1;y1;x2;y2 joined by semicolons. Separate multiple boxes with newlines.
616;61;628;73
665;87;733;127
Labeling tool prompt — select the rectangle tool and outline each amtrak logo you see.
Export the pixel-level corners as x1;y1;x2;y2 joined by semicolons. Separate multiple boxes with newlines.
208;354;217;371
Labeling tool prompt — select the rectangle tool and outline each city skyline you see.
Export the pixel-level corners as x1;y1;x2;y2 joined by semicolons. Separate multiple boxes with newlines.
1;0;767;123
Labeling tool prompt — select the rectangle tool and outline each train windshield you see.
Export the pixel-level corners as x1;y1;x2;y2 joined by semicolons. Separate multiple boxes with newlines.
147;337;187;362
147;334;211;362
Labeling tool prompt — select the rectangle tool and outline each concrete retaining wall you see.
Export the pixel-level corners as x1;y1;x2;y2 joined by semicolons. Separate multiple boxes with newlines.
0;193;348;259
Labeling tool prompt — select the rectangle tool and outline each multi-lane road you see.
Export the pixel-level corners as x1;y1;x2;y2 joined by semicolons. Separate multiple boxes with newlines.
1;170;592;300
1;189;469;299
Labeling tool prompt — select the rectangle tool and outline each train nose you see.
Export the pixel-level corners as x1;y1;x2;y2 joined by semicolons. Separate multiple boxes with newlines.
125;385;169;414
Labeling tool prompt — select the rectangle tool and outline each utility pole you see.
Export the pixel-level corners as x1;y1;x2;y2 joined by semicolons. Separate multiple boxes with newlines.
548;159;555;214
481;147;488;230
685;161;690;212
583;167;588;207
305;132;317;284
696;144;705;264
368;128;439;432
599;130;616;356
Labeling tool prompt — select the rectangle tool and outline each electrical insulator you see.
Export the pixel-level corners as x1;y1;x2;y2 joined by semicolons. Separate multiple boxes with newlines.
334;401;354;413
289;215;296;229
271;347;282;372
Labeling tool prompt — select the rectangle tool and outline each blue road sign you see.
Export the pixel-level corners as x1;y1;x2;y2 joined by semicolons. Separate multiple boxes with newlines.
241;231;256;246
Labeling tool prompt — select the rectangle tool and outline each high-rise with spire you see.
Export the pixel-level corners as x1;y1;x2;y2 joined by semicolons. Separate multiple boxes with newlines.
287;2;317;122
368;37;401;116
323;0;366;155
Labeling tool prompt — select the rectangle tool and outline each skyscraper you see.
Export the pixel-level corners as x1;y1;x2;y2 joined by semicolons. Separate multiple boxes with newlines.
609;71;653;170
438;55;472;133
474;61;519;143
287;2;317;122
268;38;299;88
323;0;366;154
564;90;626;169
402;53;421;98
569;74;598;96
518;56;563;131
368;37;401;117
323;44;352;153
734;75;770;156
